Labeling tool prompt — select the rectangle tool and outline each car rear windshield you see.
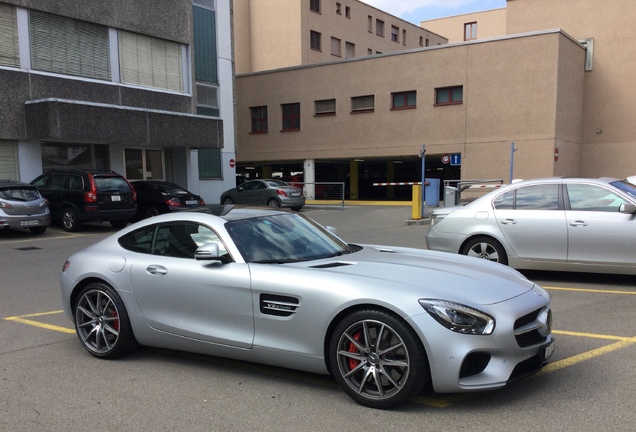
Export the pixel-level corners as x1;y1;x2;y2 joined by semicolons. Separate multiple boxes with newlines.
94;176;132;192
0;186;41;201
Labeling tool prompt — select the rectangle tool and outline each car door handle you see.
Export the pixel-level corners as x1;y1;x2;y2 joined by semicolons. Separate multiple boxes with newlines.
569;220;588;227
146;265;168;275
500;219;517;225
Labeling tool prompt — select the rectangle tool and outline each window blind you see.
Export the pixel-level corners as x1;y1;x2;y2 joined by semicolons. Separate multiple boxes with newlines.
0;4;19;67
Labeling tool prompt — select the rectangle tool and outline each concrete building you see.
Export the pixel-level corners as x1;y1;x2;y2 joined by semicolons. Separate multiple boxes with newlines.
0;0;235;204
234;0;634;201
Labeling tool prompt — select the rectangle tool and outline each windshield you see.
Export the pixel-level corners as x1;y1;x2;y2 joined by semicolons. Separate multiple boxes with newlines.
610;179;636;200
225;213;353;263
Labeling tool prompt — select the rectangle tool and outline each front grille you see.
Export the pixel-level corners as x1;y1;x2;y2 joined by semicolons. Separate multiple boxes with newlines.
514;308;551;348
460;352;491;378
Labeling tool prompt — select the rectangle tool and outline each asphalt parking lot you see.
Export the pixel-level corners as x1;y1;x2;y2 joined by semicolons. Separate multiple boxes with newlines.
1;204;635;431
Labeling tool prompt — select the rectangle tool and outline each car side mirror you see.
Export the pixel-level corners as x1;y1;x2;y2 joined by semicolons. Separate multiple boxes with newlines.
619;203;636;214
195;243;220;260
237;186;244;192
325;226;338;235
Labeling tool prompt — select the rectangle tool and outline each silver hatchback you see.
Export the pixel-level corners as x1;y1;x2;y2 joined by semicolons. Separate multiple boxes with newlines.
0;180;51;234
426;176;636;274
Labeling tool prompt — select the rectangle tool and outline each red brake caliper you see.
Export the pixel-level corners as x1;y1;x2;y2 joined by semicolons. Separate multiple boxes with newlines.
348;331;362;370
112;308;119;331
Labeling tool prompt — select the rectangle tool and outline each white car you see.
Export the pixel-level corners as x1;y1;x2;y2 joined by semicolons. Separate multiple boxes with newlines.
426;176;636;274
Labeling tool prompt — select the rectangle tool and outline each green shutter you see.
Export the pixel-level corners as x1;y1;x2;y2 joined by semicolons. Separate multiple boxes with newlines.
193;6;218;83
198;148;221;179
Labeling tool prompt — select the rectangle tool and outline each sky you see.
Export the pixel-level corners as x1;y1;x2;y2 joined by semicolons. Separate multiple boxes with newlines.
359;0;507;25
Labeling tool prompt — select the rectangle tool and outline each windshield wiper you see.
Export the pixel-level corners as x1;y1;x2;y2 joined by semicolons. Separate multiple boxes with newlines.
251;258;307;264
325;248;352;258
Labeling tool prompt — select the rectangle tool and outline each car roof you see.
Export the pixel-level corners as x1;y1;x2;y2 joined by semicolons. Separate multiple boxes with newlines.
0;179;37;188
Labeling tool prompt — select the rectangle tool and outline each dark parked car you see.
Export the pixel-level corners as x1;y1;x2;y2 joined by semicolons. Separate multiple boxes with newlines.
220;179;305;210
0;180;51;234
31;169;136;232
131;180;206;220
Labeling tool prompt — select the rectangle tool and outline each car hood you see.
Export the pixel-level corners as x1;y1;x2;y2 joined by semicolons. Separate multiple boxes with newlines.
303;244;535;305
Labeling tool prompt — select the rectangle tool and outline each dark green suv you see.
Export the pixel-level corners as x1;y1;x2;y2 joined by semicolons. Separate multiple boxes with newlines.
31;169;136;232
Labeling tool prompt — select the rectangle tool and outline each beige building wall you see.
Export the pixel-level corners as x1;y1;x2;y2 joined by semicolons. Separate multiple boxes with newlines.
419;8;507;44
233;0;447;74
236;31;585;182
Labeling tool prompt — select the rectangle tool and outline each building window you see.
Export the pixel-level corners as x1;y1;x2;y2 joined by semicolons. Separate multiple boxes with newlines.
310;30;321;51
345;42;355;59
368;15;372;33
282;103;300;131
315;99;336;116
367;48;373;55
0;4;19;67
426;38;430;47
435;86;463;105
402;29;407;45
345;6;351;18
119;30;184;92
310;0;321;13
250;106;268;133
419;36;423;47
351;95;374;113
30;11;111;81
376;19;385;37
464;22;477;41
331;37;341;57
391;26;399;42
196;83;219;116
392;91;417;109
198;148;222;179
336;2;341;15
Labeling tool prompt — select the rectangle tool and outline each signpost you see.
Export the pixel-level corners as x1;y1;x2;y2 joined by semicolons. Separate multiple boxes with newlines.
420;144;426;218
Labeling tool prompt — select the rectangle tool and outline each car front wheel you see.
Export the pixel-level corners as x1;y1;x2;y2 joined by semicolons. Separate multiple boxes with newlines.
329;310;428;409
461;236;508;265
222;196;234;205
61;207;81;232
74;282;138;359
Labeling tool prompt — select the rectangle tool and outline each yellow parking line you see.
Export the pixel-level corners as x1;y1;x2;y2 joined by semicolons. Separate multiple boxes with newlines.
0;233;94;245
538;337;636;375
545;286;636;295
3;310;75;334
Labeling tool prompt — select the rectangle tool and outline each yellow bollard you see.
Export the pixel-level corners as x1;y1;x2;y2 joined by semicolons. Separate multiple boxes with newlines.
412;185;422;220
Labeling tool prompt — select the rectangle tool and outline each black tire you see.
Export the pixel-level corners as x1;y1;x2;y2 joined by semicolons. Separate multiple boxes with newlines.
267;198;281;208
74;282;138;359
61;207;81;232
110;220;128;229
222;196;234;205
329;309;428;409
29;226;47;235
460;236;508;265
144;206;160;218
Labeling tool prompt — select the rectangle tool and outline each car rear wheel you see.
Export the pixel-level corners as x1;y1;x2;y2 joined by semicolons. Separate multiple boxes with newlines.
461;236;508;265
29;226;47;234
61;207;81;232
267;198;281;208
222;196;234;205
329;310;428;409
74;282;138;359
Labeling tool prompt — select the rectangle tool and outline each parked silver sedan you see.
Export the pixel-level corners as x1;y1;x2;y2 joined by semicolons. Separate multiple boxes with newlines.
0;180;51;234
220;179;305;210
426;176;636;274
60;206;553;409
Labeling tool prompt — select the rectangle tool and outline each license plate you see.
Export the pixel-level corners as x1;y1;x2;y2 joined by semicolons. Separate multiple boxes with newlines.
291;192;300;197
111;195;121;201
542;340;556;361
19;220;39;226
185;200;198;205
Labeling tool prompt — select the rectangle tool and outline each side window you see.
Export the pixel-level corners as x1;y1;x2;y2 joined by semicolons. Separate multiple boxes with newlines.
567;184;626;212
118;225;156;254
515;185;559;210
68;175;84;190
494;185;559;210
31;174;51;188
49;173;67;189
154;223;230;259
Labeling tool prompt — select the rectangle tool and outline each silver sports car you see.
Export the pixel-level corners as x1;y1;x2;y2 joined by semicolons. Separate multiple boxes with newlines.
426;176;636;274
60;206;554;409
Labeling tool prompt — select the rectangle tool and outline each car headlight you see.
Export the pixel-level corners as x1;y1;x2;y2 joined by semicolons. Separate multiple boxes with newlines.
419;299;495;335
430;214;446;226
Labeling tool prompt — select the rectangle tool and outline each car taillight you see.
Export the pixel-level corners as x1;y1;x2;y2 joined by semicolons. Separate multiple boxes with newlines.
125;179;137;201
199;198;206;205
276;189;289;197
84;175;97;203
0;202;12;209
62;260;70;272
167;198;183;207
